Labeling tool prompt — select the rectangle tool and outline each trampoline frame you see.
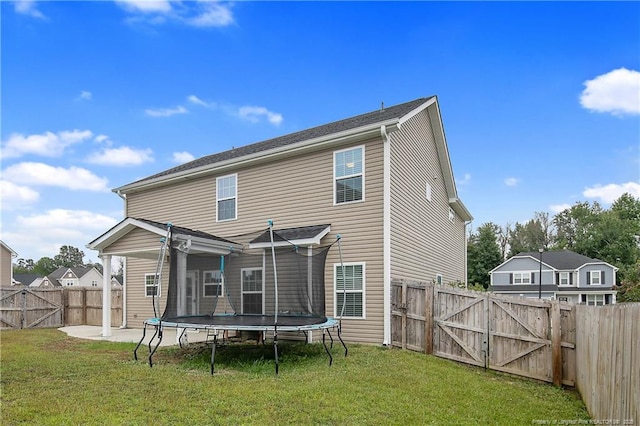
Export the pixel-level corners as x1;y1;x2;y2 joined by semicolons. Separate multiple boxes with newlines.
133;315;347;374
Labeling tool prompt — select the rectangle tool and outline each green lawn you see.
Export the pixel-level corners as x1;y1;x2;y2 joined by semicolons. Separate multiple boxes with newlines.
1;329;589;425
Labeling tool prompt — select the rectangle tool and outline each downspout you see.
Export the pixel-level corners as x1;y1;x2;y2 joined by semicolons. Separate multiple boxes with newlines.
381;125;392;346
464;220;472;289
116;189;128;328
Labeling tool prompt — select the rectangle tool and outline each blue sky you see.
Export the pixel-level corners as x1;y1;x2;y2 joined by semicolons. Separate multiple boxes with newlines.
1;1;639;264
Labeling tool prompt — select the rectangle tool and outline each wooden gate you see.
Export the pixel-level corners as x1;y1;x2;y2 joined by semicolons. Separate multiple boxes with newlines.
433;285;488;367
0;287;64;329
488;296;553;382
391;280;573;386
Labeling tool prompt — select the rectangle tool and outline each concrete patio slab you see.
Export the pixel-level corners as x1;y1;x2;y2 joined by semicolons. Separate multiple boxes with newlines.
58;325;210;347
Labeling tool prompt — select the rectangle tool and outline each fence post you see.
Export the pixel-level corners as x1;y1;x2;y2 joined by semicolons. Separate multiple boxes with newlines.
551;301;563;386
401;280;407;349
20;289;27;329
424;283;433;354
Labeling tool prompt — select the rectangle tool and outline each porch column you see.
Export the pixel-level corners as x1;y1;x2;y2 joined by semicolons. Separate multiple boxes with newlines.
176;249;188;345
101;254;112;337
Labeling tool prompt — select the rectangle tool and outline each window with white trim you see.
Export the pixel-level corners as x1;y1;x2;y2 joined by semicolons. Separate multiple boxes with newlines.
145;273;160;297
559;272;570;286
335;263;365;318
436;274;443;285
584;294;605;306
241;268;263;314
203;270;222;297
589;271;602;285
91;280;98;287
448;207;455;223
216;174;237;221
513;272;531;284
334;146;364;204
426;182;432;202
66;281;74;286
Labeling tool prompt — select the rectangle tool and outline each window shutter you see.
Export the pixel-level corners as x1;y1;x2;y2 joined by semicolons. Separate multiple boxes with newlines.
555;272;559;284
587;271;591;284
601;271;605;285
570;273;573;285
531;272;535;284
509;273;513;284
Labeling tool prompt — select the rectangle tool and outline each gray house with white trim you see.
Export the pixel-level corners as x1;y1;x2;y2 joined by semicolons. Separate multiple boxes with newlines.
489;250;617;305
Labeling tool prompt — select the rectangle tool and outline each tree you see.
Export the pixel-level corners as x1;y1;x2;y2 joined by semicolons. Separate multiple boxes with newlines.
507;212;553;257
553;201;603;255
13;258;35;274
33;257;56;276
467;223;503;289
53;245;86;269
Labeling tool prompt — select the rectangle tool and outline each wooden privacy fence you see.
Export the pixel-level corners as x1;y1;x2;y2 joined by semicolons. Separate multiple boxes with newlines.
575;303;639;423
391;280;576;386
0;287;122;329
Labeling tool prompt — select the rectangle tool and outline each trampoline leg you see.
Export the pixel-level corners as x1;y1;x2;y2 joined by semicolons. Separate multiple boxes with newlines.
149;327;163;368
148;326;159;354
327;329;335;349
210;334;217;375
178;328;187;349
134;323;148;361
338;325;348;357
322;331;333;366
274;328;279;375
302;330;309;344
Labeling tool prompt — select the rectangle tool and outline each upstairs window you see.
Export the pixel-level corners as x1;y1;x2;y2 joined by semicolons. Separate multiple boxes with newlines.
513;272;531;284
334;146;364;204
558;272;571;286
588;270;603;285
216;174;237;222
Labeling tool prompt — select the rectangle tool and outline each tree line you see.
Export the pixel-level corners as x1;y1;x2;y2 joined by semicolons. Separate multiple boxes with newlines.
467;193;640;302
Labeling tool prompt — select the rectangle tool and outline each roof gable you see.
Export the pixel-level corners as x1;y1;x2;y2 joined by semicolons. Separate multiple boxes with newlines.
491;249;618;273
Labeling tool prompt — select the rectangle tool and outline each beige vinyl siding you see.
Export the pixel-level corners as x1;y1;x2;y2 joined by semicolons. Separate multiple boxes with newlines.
102;227;164;256
389;110;467;285
126;257;170;327
1;245;13;286
124;138;385;344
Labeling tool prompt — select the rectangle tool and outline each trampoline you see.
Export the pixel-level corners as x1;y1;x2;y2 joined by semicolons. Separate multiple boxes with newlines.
134;220;348;374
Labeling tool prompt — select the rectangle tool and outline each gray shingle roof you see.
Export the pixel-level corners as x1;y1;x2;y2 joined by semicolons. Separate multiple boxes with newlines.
127;97;433;186
135;218;239;245
250;224;331;244
517;250;602;270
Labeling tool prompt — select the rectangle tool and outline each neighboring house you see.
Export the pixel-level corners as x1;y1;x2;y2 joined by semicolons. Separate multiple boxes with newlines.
0;241;18;286
13;273;43;287
489;250;617;305
87;96;473;345
111;277;122;288
42;266;104;288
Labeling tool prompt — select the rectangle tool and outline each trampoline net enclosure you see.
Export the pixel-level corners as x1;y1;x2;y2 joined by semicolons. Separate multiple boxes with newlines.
161;228;332;325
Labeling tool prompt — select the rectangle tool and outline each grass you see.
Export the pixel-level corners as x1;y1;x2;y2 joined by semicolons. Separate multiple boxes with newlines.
1;329;589;425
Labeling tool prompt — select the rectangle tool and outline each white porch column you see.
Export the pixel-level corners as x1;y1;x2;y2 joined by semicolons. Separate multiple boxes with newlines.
176;249;188;345
101;254;112;337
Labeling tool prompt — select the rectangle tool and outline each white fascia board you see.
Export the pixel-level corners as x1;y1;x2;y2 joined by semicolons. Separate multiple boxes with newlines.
397;97;436;128
174;234;243;254
577;261;619;272
1;241;18;257
115;120;399;195
87;218;165;251
427;100;457;200
488;255;555;274
449;197;473;222
248;226;331;249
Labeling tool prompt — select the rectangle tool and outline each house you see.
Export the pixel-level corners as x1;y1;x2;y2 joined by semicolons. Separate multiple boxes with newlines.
87;96;473;344
41;266;104;288
489;250;617;305
13;273;43;287
0;241;18;286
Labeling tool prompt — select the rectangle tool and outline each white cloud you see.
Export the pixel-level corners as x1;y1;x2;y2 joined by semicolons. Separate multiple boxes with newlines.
186;2;234;27
94;134;110;144
14;0;45;19
3;162;109;191
78;90;92;101
580;68;640;116
456;173;471;186
238;106;283;126
4;209;120;262
172;151;195;163
145;105;188;117
187;95;210;107
116;0;234;28
549;203;571;214
504;177;520;187
583;182;640;204
87;146;154;166
1;129;93;159
115;0;172;13
0;180;39;209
